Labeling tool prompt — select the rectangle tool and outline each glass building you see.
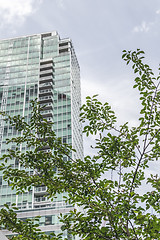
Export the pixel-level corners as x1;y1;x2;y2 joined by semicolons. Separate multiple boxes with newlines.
0;32;83;238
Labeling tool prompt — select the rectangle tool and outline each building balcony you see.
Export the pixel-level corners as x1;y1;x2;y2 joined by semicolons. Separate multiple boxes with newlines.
59;48;69;54
34;196;48;203
39;82;53;90
40;63;54;72
39;89;53;97
35;186;47;192
40;58;54;66
39;69;53;78
41;111;53;118
39;75;54;84
34;186;47;196
38;145;51;151
59;41;69;48
39;103;53;110
43;116;53;122
39;95;53;104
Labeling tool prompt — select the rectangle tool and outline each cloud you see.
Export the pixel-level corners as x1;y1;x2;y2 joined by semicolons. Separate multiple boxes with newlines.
133;21;153;33
156;9;160;14
81;73;141;128
0;0;43;29
56;0;65;9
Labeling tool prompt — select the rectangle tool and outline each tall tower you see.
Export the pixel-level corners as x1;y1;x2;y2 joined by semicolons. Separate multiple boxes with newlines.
0;32;83;238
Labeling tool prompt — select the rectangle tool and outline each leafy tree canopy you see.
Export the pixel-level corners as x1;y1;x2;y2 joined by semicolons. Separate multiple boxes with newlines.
1;49;160;239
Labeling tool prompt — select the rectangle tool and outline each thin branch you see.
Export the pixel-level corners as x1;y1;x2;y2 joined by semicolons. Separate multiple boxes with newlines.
143;81;160;152
144;128;160;151
130;80;160;196
128;219;139;240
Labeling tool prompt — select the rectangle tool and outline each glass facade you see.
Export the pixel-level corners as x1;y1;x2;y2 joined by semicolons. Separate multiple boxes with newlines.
0;32;83;239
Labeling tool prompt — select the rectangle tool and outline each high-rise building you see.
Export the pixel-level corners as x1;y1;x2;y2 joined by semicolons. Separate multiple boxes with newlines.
0;32;83;238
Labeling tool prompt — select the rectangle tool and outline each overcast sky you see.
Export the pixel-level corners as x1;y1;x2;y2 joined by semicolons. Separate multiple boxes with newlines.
0;0;160;163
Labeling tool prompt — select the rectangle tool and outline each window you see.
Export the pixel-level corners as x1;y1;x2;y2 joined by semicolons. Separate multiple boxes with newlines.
0;176;2;185
4;127;7;135
45;216;52;225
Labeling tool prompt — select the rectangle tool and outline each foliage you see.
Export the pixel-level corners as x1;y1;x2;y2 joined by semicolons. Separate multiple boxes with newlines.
0;204;59;240
1;49;160;239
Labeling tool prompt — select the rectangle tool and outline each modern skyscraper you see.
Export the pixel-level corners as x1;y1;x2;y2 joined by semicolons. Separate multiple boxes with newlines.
0;32;83;238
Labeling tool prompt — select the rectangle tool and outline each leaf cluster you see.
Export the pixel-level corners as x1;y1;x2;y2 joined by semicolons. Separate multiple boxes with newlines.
1;50;160;239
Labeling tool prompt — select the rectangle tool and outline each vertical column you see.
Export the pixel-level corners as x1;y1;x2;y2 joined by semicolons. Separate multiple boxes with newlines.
0;48;11;155
0;87;8;155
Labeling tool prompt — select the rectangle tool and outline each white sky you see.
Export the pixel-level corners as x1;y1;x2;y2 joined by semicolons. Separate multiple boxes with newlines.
0;0;160;172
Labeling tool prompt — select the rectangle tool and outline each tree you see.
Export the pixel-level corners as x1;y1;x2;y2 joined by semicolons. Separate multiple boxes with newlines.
1;49;160;239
